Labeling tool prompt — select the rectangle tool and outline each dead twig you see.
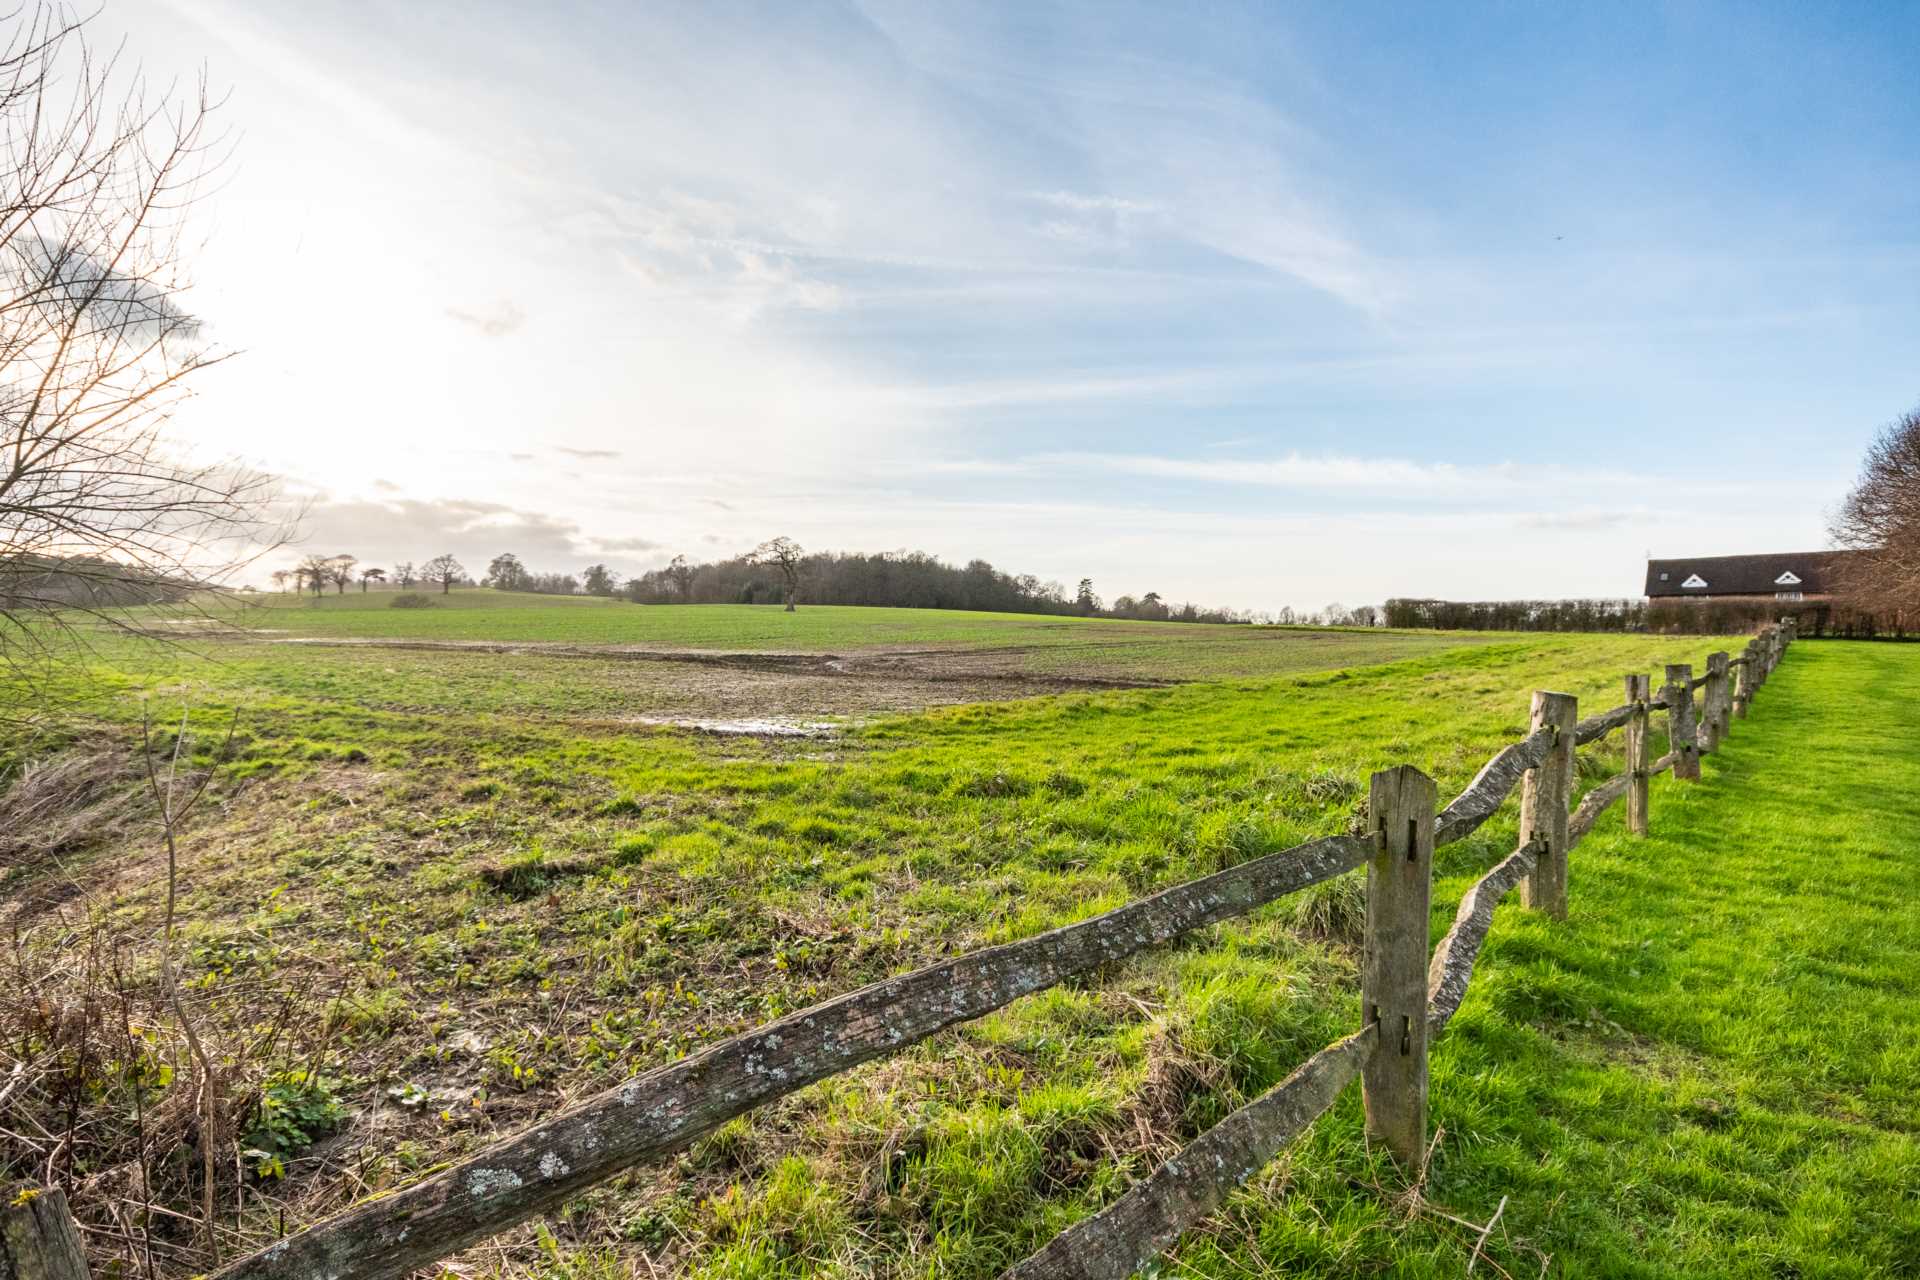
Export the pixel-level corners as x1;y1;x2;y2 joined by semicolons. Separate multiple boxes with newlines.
1468;1194;1507;1274
140;701;238;1269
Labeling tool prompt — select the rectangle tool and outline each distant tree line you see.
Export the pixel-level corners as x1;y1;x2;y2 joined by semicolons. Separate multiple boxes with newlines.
266;537;1386;627
618;543;1273;623
269;552;622;599
1385;597;1811;635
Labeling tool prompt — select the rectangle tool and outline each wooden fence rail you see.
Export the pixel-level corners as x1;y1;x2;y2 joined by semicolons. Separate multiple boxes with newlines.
15;624;1799;1280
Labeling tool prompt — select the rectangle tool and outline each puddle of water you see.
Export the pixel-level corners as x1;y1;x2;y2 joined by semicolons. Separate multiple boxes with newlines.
633;716;838;738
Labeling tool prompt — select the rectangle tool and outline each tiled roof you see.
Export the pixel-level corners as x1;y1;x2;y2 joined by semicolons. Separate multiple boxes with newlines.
1644;550;1858;598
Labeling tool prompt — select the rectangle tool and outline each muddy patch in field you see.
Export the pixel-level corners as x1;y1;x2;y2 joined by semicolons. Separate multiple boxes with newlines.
269;635;1169;685
259;635;1173;722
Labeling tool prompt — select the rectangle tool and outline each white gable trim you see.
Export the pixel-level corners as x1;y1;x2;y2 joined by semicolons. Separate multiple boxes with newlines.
1681;573;1708;589
1774;570;1802;586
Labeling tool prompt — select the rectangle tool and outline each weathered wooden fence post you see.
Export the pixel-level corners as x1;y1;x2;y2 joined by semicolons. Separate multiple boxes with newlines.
1663;664;1700;781
1519;691;1576;917
1;1188;90;1280
1361;764;1435;1165
1625;674;1650;836
1701;652;1730;751
1733;646;1753;720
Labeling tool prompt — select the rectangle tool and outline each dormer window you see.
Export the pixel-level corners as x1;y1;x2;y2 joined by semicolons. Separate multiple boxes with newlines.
1681;574;1708;589
1774;571;1801;586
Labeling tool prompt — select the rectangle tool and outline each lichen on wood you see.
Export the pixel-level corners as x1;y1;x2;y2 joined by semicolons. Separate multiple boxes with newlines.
999;1026;1378;1280
1427;841;1538;1033
1435;726;1554;846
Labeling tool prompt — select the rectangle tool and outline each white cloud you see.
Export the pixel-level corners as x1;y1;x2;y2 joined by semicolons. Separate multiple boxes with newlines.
272;496;667;579
1027;191;1161;215
926;450;1627;498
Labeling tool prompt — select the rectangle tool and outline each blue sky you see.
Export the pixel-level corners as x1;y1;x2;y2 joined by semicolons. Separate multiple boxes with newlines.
126;0;1920;608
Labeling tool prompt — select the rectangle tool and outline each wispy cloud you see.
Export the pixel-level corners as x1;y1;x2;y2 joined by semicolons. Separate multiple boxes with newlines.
280;494;669;576
917;451;1794;505
446;301;525;337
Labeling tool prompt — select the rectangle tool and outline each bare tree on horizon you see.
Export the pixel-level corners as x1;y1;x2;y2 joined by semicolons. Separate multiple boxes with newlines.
749;536;804;611
297;554;333;597
422;553;464;595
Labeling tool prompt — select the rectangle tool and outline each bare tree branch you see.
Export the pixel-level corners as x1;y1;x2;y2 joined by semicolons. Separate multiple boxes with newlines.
1830;403;1920;624
0;5;286;710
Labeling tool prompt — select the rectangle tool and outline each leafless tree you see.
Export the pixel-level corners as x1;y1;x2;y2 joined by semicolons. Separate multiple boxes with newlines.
665;553;694;601
393;559;415;588
359;565;384;592
324;553;355;595
422;553;464;595
0;6;283;692
1831;403;1920;626
749;536;803;611
296;553;332;597
268;568;287;593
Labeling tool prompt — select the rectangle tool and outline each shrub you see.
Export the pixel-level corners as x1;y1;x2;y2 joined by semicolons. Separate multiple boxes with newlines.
389;592;435;609
242;1070;347;1178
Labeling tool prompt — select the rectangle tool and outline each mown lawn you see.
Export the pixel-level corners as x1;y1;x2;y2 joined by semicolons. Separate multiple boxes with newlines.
3;623;1912;1279
1159;640;1920;1278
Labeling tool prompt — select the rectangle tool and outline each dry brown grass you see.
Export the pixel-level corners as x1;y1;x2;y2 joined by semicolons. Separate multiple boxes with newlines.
0;739;142;866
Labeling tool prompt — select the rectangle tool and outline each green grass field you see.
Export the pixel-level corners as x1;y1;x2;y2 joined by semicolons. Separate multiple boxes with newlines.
4;602;1914;1279
231;590;1224;646
201;591;1484;683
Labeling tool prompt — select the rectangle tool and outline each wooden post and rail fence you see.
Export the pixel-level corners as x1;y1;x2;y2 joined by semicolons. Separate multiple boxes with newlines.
4;624;1801;1280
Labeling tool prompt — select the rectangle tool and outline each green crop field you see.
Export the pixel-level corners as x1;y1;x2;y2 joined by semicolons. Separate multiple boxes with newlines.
4;601;1915;1280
